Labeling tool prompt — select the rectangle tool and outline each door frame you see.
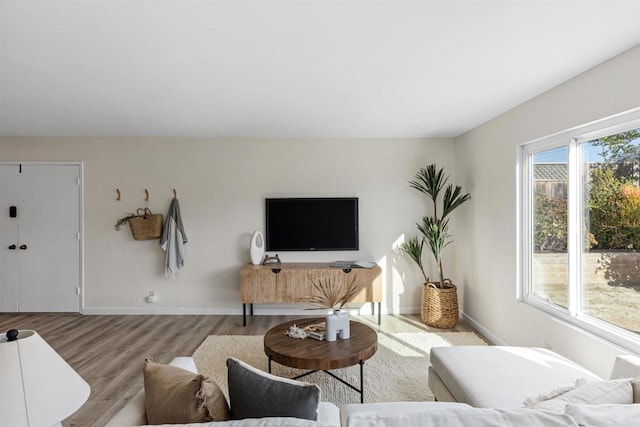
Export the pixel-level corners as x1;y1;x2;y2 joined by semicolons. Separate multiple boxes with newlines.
0;161;84;313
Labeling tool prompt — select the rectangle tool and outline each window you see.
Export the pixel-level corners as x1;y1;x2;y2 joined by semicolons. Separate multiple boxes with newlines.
521;109;640;352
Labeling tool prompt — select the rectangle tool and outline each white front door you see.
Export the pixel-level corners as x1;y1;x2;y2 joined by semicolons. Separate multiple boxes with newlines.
0;163;82;312
0;165;20;312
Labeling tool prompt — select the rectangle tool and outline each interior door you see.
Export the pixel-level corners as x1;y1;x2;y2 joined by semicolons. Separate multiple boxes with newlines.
0;165;20;311
0;164;81;312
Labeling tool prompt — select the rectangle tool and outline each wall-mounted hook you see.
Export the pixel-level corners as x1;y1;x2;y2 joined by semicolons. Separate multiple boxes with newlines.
116;189;121;201
173;188;178;199
145;189;149;201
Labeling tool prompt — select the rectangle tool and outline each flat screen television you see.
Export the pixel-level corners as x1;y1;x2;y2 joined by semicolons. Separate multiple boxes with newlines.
265;197;359;251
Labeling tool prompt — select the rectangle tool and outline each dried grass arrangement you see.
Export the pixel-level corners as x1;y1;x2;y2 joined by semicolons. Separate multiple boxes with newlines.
305;276;360;310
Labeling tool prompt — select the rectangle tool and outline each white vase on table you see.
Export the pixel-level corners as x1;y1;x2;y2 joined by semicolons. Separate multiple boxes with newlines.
326;309;350;342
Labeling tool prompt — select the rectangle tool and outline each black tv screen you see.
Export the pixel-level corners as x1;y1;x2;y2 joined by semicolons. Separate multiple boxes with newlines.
265;198;359;251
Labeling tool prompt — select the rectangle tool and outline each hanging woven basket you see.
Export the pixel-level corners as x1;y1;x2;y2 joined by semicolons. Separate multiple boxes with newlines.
421;280;458;329
128;208;163;240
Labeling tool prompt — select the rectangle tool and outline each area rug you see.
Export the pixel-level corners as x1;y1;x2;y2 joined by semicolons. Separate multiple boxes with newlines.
192;330;486;406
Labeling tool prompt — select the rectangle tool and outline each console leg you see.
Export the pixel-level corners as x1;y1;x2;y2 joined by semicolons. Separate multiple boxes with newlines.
250;303;254;316
243;304;246;327
377;302;381;325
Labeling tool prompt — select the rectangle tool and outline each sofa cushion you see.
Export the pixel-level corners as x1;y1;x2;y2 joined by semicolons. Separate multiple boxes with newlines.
564;403;640;426
429;346;601;408
138;417;337;426
343;407;578;427
316;402;340;426
530;378;634;413
341;402;471;427
144;358;230;424
226;357;320;421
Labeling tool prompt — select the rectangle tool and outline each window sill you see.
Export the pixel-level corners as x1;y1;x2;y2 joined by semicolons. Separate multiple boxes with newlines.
524;295;640;355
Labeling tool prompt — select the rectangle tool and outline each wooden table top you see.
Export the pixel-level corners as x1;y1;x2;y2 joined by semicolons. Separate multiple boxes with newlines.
263;318;378;371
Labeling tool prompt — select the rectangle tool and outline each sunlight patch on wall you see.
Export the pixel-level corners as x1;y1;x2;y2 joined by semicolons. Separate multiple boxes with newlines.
392;234;410;314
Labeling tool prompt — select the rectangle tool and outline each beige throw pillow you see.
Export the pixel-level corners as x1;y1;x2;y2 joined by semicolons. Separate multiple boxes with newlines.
633;378;640;403
143;358;230;424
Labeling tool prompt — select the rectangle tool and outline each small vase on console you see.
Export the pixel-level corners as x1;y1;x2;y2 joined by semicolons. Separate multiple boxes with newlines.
249;231;265;265
326;309;350;342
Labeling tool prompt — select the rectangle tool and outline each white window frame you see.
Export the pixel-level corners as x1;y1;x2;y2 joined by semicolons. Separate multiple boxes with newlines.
519;108;640;353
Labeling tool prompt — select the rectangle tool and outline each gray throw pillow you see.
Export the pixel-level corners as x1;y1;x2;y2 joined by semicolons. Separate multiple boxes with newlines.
226;357;321;420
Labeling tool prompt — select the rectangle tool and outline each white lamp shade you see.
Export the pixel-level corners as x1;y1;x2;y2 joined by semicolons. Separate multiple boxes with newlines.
0;330;91;426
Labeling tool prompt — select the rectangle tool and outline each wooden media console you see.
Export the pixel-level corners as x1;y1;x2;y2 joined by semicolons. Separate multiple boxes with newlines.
240;262;382;326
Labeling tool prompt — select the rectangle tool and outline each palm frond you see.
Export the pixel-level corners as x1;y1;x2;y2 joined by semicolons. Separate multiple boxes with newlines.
442;184;471;219
409;164;447;201
398;237;429;282
305;276;361;310
417;217;451;262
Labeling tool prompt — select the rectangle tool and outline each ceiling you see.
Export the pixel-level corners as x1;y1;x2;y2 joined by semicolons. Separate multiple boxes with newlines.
1;1;639;139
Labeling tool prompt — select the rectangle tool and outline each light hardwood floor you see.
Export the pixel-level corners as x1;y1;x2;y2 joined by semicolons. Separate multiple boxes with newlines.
0;313;481;427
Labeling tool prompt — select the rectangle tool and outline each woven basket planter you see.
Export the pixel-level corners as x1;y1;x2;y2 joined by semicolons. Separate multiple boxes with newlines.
421;281;458;329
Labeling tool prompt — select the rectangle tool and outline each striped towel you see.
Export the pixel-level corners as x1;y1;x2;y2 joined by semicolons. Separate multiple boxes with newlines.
160;198;188;277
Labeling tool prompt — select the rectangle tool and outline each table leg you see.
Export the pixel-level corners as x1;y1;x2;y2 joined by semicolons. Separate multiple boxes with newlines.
360;360;364;403
242;304;246;327
285;366;365;402
268;356;272;374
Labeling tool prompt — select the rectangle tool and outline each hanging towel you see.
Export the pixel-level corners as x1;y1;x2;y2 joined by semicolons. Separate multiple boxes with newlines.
160;198;188;277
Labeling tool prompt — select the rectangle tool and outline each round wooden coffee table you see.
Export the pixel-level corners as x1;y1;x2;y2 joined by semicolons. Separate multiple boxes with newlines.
263;318;377;403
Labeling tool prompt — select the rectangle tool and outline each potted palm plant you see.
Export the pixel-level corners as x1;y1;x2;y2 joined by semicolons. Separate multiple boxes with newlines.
400;164;471;328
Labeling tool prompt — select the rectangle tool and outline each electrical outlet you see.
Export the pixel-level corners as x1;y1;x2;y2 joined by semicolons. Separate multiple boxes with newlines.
146;291;158;303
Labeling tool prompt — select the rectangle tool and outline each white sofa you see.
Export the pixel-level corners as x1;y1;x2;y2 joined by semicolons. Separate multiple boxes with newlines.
428;346;640;408
341;401;640;426
106;351;640;427
343;348;640;426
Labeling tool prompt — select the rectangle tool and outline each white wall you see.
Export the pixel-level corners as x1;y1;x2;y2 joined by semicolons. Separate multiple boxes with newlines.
0;137;454;316
454;45;640;377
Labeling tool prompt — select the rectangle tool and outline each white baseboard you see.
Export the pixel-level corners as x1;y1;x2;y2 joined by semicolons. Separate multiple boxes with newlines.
460;311;506;345
82;307;240;315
